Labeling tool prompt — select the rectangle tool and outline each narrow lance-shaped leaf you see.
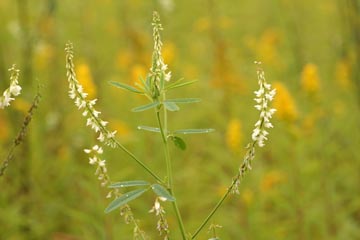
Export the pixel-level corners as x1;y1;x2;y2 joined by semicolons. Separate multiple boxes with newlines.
165;79;198;90
151;184;175;201
164;101;179;111
109;81;144;94
104;188;148;213
173;129;215;134
164;98;201;104
132;101;160;112
108;180;150;188
137;126;161;133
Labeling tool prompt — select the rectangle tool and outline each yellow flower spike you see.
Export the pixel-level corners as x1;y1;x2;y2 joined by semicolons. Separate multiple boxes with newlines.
116;49;133;70
75;62;97;99
240;188;254;207
272;82;298;123
34;43;55;70
0;114;10;142
256;29;282;67
130;64;147;86
335;59;352;90
162;42;176;65
301;63;321;94
193;17;210;32
226;118;243;154
12;98;31;114
260;170;286;193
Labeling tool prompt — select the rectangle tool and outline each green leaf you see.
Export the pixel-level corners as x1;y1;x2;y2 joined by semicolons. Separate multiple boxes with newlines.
137;126;161;133
164;101;179;111
132;101;160;112
151;184;175;201
104;188;148;213
109;81;144;94
171;136;186;150
164;98;201;104
108;180;150;188
173;129;215;134
166;79;198;90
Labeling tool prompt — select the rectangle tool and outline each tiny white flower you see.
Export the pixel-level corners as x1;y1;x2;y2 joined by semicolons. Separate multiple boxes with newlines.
89;156;97;165
10;85;21;96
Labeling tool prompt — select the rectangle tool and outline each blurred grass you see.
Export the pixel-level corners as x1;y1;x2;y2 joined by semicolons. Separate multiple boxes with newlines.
1;0;360;239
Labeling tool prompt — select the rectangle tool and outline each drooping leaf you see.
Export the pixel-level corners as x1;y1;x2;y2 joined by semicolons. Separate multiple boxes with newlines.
108;180;150;188
164;98;201;104
151;184;175;201
171;136;186;150
109;81;143;94
164;101;179;111
173;129;215;134
104;188;148;213
132;101;160;112
137;126;161;133
165;79;198;90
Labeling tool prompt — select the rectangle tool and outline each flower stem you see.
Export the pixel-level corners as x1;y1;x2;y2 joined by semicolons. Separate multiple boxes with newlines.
156;99;187;240
191;175;239;239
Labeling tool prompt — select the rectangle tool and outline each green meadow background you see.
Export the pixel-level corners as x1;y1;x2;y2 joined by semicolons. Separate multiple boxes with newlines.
1;0;359;239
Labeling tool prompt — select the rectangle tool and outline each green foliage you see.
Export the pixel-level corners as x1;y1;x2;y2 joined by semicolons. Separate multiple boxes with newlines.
151;184;175;201
104;189;148;213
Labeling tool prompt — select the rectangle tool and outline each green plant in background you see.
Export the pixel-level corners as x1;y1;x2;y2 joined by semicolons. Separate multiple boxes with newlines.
0;65;41;177
65;11;276;240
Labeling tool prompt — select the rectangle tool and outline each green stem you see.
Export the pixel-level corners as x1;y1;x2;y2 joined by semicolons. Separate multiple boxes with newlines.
79;91;164;184
113;139;164;184
191;175;239;239
156;102;187;240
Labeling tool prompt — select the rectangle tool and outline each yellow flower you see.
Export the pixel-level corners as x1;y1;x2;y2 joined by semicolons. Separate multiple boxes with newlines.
12;98;31;114
301;63;321;94
162;42;176;65
240;188;254;206
130;64;147;86
34;42;55;70
116;49;133;70
335;59;351;89
226;119;242;154
260;170;286;193
256;28;282;68
75;62;97;99
272;82;298;123
109;120;132;141
0;114;9;142
193;17;210;32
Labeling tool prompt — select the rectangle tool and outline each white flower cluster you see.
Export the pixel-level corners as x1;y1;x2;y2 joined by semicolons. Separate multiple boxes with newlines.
149;197;169;238
84;145;109;187
251;62;276;147
151;11;171;82
0;65;21;109
65;43;117;148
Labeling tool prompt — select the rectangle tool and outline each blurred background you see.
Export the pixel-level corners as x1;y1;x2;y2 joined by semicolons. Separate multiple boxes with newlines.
0;0;359;239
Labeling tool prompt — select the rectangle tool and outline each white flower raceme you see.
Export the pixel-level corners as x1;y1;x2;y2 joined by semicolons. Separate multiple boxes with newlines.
65;43;117;148
0;65;21;109
150;12;172;84
149;197;169;238
251;61;276;147
84;145;109;187
231;62;276;195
